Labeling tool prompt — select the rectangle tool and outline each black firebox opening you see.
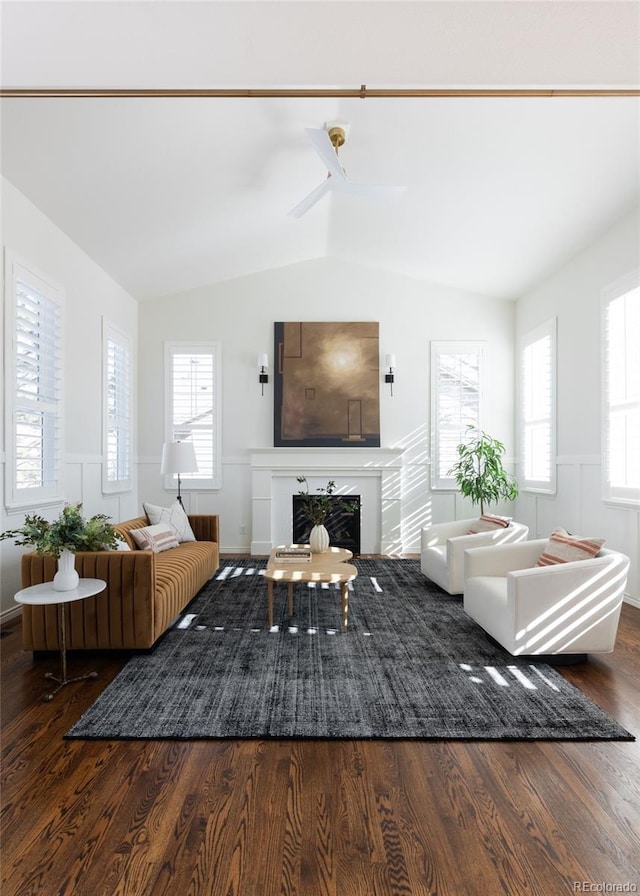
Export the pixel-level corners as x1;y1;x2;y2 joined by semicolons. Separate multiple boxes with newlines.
292;495;361;555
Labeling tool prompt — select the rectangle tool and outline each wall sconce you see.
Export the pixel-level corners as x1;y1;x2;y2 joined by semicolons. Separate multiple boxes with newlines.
258;353;269;395
385;354;396;396
161;440;198;508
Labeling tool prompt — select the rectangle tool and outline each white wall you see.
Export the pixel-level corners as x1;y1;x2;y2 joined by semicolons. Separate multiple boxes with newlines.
0;178;139;618
515;208;640;605
137;257;516;553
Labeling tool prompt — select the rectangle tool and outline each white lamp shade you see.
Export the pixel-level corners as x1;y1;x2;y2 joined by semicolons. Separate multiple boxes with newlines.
258;353;269;369
385;354;396;369
161;441;198;475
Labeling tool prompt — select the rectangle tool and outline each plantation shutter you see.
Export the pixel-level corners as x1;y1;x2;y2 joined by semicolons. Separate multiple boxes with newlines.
519;318;556;494
602;276;640;505
431;343;483;489
103;323;132;493
165;343;221;489
5;254;64;507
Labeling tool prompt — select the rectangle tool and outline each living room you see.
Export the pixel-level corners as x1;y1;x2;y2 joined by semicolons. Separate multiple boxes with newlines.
1;9;638;613
1;2;639;894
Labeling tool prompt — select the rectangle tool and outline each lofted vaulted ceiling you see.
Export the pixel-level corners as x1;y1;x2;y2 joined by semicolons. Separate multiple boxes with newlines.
1;1;639;301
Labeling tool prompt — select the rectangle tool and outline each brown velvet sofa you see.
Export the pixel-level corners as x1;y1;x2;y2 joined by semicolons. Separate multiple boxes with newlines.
20;514;220;652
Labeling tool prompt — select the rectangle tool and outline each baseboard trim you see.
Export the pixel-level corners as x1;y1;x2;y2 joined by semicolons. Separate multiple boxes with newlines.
0;605;22;626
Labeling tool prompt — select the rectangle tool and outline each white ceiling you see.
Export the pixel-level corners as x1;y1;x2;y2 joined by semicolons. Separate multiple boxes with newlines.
1;1;639;301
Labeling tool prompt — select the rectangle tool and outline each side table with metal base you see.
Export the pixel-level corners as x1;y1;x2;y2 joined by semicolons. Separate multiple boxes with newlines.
14;579;107;701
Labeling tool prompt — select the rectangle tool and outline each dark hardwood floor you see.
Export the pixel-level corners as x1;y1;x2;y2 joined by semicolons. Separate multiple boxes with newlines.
1;573;639;896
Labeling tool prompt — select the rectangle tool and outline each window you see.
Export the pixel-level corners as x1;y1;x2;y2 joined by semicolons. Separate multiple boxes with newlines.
165;342;221;490
519;318;556;494
602;272;640;505
431;342;483;489
4;251;64;509
103;321;132;493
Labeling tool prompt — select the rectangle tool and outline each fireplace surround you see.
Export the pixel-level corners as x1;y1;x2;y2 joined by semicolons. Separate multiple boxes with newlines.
250;448;404;555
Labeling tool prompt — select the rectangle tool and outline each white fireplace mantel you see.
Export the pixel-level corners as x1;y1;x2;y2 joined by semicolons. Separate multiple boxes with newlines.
250;447;405;555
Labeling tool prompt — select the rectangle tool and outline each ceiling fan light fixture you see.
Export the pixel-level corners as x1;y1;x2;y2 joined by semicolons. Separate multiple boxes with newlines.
288;120;404;218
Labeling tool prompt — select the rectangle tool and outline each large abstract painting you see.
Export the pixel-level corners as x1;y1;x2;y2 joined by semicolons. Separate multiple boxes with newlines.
274;321;381;447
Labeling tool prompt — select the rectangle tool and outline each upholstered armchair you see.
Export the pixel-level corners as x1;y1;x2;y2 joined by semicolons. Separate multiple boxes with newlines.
420;518;529;595
463;539;630;658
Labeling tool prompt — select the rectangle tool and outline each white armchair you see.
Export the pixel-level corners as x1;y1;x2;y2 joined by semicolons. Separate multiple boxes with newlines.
463;539;630;658
420;518;529;595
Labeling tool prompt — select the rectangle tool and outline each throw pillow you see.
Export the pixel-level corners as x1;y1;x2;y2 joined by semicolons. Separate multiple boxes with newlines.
467;514;512;534
130;522;180;553
143;500;196;543
536;527;605;566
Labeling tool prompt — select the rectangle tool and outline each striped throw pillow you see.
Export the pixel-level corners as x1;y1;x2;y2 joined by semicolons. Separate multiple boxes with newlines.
131;522;180;553
467;514;512;534
536;528;605;566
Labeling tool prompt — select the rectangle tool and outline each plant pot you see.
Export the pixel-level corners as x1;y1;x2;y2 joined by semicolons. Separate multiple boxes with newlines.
53;549;79;591
309;524;330;554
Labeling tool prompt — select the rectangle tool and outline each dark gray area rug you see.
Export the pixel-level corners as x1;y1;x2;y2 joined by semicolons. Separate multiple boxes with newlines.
66;558;634;741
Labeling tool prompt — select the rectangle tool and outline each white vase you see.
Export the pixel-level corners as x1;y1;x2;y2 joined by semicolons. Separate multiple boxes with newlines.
309;524;330;554
53;549;79;591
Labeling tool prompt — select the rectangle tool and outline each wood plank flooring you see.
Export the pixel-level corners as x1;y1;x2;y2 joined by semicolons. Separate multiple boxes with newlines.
1;584;639;896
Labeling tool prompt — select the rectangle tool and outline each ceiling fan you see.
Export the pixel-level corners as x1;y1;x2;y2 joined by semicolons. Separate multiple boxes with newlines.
288;122;405;218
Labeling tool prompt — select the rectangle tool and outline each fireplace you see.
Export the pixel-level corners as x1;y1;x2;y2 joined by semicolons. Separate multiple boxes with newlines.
292;495;361;554
249;447;405;555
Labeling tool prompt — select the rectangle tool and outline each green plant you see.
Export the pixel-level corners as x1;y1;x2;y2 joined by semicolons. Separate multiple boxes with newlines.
296;477;359;527
0;502;122;558
448;426;518;514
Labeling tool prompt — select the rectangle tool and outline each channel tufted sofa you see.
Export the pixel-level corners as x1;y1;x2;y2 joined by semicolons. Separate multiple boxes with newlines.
20;514;219;653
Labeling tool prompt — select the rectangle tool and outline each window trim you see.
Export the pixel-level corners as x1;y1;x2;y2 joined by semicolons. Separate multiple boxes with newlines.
601;269;640;508
102;319;132;495
164;341;222;491
3;249;65;511
518;317;557;495
430;341;484;490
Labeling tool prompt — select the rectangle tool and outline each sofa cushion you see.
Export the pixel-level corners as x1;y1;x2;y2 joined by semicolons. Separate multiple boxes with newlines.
467;514;512;534
143;500;196;542
131;522;180;553
536;527;605;566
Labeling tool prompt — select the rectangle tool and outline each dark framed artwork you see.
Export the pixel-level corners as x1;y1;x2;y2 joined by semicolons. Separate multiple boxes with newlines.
274;321;381;447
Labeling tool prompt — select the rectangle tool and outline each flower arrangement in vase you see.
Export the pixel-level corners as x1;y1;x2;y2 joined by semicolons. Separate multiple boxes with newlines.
1;502;122;590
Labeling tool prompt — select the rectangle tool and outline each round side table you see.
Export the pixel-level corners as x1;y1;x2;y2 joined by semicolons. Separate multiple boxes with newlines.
15;579;107;701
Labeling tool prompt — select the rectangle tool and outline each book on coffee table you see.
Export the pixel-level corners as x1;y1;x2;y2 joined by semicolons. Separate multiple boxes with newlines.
274;548;312;563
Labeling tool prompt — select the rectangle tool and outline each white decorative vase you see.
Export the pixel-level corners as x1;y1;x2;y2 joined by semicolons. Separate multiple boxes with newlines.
53;549;79;592
309;524;330;554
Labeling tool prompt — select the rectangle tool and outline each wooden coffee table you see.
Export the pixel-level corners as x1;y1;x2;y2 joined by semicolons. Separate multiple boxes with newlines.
264;545;357;632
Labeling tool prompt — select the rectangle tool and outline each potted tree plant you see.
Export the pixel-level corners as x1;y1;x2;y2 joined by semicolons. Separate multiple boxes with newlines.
448;426;518;514
1;502;122;591
296;477;358;553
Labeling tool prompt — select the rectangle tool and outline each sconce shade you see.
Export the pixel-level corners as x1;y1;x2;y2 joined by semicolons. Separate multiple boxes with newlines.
385;354;396;369
258;353;269;369
161;440;198;476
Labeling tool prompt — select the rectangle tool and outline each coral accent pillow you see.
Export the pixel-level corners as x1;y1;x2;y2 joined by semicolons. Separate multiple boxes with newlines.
131;522;180;553
467;514;512;534
143;501;196;543
536;528;605;566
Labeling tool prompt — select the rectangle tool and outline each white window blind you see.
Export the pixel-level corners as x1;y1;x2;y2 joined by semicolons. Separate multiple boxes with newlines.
4;252;64;508
602;272;640;505
165;342;221;490
103;322;132;493
519;318;556;494
431;342;483;489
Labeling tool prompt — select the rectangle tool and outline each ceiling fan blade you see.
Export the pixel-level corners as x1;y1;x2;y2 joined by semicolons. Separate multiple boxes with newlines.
305;128;347;182
288;177;333;218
